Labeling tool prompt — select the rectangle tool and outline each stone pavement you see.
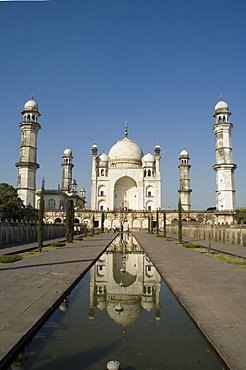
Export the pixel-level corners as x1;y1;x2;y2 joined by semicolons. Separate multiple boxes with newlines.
133;232;246;370
0;232;116;369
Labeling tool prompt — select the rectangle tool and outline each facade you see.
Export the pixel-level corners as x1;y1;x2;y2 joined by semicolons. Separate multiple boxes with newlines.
14;97;238;225
91;127;161;211
212;98;237;211
178;149;192;211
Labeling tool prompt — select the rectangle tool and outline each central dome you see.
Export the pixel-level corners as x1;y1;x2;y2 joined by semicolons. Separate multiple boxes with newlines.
108;137;143;165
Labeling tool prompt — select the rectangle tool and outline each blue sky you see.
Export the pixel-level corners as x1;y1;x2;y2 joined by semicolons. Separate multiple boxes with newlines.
0;0;245;210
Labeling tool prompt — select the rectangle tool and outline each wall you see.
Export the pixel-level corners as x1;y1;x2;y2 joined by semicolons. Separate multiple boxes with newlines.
0;222;66;246
166;224;246;247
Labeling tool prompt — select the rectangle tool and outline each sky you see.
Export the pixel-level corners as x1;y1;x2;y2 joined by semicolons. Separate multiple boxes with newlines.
0;0;245;210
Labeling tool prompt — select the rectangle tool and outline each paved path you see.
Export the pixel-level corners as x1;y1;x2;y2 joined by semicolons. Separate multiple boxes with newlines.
0;232;116;369
133;232;246;370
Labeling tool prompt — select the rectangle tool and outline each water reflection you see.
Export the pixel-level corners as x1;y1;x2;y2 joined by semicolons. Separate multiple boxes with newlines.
9;233;226;370
89;234;161;343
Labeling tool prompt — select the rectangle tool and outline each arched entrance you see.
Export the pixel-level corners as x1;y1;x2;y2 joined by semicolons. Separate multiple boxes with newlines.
114;176;138;210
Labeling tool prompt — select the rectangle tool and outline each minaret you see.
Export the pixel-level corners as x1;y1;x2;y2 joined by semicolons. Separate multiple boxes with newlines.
154;143;161;209
15;98;41;207
178;149;192;211
61;148;74;192
212;98;237;211
91;143;98;210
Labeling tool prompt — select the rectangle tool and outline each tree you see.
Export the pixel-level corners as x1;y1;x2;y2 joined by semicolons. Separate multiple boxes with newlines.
92;214;95;235
101;212;105;232
38;179;45;252
178;197;182;244
66;199;74;243
236;209;246;224
23;204;38;222
150;214;153;234
156;210;159;235
0;183;24;221
163;210;166;238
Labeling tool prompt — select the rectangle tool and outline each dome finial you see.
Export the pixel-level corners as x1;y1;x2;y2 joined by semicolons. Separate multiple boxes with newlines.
31;93;34;100
124;121;128;138
220;93;223;100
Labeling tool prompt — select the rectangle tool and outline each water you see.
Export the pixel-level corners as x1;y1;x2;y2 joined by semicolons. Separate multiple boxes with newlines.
10;234;226;370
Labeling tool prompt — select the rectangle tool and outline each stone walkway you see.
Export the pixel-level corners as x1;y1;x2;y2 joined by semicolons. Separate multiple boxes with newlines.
0;232;116;369
133;232;246;370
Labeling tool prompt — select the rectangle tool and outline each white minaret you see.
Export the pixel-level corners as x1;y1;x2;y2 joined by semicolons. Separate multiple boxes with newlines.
91;143;98;210
15;98;41;207
212;98;237;211
154;143;161;209
61;148;74;192
178;149;192;211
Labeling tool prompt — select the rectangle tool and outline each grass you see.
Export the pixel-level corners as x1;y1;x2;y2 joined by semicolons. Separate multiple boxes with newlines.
213;254;246;265
0;231;103;265
0;254;23;264
153;233;246;269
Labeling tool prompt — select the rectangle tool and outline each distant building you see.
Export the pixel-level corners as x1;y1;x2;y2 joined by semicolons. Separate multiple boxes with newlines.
90;123;161;211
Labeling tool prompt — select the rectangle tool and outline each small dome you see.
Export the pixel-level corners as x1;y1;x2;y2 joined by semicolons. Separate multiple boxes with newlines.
99;152;108;162
215;100;229;112
64;148;72;156
108;137;143;164
24;99;39;112
180;149;189;157
92;143;97;148
142;153;155;163
80;187;85;192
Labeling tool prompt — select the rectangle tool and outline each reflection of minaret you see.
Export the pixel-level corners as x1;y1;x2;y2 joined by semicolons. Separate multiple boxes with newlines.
15;98;41;207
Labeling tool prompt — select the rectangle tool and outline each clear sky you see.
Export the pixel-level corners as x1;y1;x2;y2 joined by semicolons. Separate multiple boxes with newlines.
0;0;245;210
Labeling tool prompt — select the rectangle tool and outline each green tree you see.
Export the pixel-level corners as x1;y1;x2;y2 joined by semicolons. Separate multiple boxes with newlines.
236;209;246;224
38;179;45;252
23;204;38;222
92;214;95;235
163;210;166;238
0;183;23;221
178;197;182;244
101;212;105;232
66;199;74;243
156;210;159;235
150;214;153;234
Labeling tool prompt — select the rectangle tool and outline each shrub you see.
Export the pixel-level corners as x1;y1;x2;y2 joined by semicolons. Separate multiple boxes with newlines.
182;243;200;248
0;254;23;263
49;242;66;248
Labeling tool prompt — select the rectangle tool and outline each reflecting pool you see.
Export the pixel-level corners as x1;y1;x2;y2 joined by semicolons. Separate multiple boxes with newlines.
10;234;227;369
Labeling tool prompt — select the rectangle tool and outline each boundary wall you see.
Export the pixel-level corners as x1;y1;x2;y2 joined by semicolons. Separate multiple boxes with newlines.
167;224;246;247
0;222;66;246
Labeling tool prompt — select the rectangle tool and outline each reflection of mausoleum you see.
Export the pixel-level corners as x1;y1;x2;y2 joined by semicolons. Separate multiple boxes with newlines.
88;234;161;335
